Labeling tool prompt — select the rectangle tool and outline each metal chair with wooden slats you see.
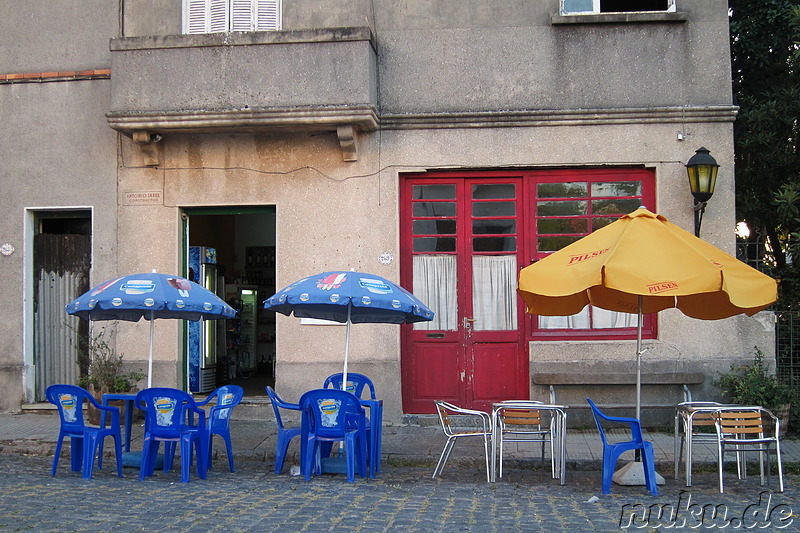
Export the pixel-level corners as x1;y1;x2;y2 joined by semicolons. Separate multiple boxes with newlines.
674;401;724;486
713;408;784;493
495;403;553;480
432;400;492;482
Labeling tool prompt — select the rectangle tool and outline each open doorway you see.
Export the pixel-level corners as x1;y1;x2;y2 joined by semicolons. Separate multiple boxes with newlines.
31;210;91;401
183;206;276;397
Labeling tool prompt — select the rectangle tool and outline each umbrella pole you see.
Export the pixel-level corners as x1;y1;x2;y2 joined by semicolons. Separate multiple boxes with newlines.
636;295;643;422
342;303;352;392
634;295;644;463
147;310;155;388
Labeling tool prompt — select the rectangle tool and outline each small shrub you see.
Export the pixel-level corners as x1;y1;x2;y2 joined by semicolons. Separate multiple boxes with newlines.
76;327;144;393
716;347;797;412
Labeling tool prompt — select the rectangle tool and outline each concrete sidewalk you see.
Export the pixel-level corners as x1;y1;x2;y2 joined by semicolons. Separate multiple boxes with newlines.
2;410;799;474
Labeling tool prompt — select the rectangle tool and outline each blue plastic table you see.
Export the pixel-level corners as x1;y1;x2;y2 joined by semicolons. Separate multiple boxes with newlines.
312;397;383;478
361;399;383;477
102;393;138;452
101;392;162;468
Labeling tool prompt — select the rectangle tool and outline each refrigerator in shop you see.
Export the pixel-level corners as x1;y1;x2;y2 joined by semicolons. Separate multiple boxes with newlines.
223;285;258;379
187;246;221;393
237;287;258;375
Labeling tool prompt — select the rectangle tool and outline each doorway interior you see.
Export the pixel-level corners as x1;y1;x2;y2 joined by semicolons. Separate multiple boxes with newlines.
31;210;92;402
184;206;276;397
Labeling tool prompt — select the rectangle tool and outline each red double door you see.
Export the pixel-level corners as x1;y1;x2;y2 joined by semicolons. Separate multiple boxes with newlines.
400;174;528;413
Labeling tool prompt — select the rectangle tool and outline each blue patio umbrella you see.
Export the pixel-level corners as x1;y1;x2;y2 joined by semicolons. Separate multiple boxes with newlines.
66;270;236;388
264;270;434;388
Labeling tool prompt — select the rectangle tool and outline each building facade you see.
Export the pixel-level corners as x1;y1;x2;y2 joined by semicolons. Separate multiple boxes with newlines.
0;0;772;425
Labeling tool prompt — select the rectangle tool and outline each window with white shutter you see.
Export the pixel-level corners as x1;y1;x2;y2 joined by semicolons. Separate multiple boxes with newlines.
186;0;211;34
255;0;280;30
231;0;255;31
561;0;675;14
209;0;229;32
184;0;281;34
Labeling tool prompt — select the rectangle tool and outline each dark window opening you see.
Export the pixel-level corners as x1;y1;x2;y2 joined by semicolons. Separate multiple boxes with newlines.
601;0;668;12
37;211;91;235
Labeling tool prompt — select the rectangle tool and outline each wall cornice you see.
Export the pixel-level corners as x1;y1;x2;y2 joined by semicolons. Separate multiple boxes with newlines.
380;105;738;130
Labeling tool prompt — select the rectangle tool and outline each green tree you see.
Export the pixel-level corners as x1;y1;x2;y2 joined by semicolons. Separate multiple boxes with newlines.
730;0;800;308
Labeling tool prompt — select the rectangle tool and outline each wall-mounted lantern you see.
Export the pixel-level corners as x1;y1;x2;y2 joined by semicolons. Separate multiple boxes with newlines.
685;147;719;237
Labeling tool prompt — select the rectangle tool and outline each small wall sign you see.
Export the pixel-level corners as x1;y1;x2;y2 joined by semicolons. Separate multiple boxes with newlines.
123;191;163;205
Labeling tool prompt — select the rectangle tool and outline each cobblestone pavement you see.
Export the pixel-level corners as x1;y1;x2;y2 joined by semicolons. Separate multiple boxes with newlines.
0;453;797;532
2;413;800;531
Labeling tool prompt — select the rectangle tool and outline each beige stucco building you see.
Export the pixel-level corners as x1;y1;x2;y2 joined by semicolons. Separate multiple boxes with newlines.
0;0;773;425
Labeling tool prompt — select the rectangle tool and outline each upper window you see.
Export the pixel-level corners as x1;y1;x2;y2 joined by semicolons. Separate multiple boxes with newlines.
561;0;675;14
530;169;655;338
183;0;281;34
535;180;644;254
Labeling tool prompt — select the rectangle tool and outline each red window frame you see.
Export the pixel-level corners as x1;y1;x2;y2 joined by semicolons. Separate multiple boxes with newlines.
524;167;656;341
399;167;657;343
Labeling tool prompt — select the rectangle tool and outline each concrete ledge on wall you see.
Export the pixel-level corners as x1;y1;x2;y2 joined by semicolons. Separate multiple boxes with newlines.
107;106;379;135
551;12;687;25
109;27;376;52
533;372;705;386
532;367;705;427
380;105;738;130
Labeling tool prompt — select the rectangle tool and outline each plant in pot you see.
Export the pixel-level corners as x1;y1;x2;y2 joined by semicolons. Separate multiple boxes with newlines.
76;327;145;425
716;347;796;437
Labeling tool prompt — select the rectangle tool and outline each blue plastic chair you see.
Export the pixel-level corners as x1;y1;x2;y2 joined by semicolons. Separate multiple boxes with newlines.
323;373;377;399
586;398;658;495
196;385;243;472
299;389;368;483
136;388;208;483
265;386;302;475
46;384;124;479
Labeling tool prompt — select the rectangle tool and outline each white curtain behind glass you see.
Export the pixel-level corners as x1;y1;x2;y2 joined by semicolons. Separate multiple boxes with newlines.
472;255;517;331
538;307;590;329
592;307;638;328
538;306;637;329
413;255;457;331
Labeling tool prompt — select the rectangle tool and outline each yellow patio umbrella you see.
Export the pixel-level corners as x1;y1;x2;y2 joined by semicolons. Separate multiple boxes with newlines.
518;207;777;420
